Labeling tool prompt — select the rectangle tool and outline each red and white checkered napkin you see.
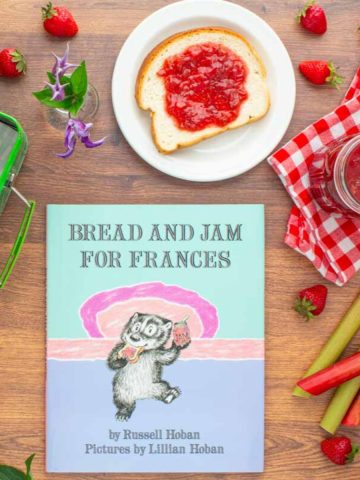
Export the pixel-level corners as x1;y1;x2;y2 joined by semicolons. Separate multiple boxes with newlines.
268;67;360;286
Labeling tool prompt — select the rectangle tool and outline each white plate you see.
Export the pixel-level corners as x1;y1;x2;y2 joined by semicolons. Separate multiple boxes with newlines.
112;0;296;182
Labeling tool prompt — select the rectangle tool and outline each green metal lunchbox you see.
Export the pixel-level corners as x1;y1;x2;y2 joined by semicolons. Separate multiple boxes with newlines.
0;112;35;289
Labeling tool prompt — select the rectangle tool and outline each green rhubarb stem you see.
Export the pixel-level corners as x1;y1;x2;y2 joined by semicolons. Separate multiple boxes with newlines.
293;293;360;397
320;376;360;434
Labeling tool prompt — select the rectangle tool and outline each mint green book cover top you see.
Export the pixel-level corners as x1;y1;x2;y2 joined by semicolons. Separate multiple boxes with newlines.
47;204;264;473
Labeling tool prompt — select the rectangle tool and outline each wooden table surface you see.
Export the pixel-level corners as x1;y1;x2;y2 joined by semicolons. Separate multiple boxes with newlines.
1;0;360;478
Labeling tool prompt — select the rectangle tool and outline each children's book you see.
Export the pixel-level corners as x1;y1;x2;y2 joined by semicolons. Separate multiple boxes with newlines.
47;204;264;473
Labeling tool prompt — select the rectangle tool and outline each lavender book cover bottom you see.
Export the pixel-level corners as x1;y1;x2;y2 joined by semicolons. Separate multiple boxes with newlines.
47;205;264;473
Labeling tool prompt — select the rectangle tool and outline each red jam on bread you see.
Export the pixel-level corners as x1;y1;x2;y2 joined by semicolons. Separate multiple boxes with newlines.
157;42;248;132
118;345;144;363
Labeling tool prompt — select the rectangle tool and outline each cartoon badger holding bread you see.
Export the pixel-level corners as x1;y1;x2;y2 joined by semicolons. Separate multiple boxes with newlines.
107;312;191;421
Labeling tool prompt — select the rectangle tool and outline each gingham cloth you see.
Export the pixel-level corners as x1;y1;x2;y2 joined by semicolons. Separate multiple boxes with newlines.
268;67;360;286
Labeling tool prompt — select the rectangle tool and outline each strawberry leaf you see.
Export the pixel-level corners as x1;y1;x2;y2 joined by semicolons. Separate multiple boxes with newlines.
296;0;315;22
295;296;317;321
42;2;57;20
326;61;344;89
10;50;26;74
346;444;360;463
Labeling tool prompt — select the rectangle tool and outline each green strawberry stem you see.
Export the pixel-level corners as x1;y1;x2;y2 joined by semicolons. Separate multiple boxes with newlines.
321;375;360;434
295;296;317;320
326;61;344;89
293;292;360;397
42;1;57;20
295;0;315;22
347;444;360;463
11;49;26;74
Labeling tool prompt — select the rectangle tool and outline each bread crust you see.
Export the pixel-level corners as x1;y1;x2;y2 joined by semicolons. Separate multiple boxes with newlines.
135;27;270;154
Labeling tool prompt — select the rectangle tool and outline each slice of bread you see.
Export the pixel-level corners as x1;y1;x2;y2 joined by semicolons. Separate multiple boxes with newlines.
136;27;270;154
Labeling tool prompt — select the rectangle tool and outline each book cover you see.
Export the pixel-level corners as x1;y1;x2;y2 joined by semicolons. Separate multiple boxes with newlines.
47;204;264;473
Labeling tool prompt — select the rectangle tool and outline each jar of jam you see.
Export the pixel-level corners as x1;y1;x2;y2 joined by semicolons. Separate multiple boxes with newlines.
309;134;360;217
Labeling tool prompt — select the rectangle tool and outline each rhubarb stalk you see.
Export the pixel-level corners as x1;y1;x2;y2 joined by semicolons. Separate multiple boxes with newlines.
293;293;360;397
342;390;360;426
297;352;360;395
320;376;360;434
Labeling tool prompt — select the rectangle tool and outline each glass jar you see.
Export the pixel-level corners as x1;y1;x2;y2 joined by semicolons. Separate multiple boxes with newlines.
309;134;360;217
45;83;99;131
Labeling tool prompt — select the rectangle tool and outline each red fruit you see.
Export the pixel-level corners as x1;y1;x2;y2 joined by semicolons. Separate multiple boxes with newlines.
295;284;328;320
0;48;26;78
296;0;327;35
42;2;78;38
299;60;344;88
321;436;359;465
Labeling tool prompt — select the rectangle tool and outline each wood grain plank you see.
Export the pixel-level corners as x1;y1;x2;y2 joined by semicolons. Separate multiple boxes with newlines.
1;1;360;478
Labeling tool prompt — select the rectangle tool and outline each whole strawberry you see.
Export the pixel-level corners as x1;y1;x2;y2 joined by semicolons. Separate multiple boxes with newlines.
321;436;359;465
296;0;327;35
295;284;328;320
42;2;78;38
0;48;26;78
299;61;344;88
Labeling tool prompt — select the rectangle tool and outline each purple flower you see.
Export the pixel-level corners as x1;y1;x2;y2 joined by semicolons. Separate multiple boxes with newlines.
47;43;77;102
45;81;65;101
57;118;105;158
52;43;77;78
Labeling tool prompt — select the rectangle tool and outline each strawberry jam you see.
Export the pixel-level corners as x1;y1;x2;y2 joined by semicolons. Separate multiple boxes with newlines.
309;134;360;217
157;42;248;131
345;142;360;203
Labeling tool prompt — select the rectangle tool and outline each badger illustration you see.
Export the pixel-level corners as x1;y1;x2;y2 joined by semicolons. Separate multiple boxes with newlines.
107;312;190;421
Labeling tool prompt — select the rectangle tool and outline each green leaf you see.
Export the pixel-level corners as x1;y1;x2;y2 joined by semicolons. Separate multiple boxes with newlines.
32;88;74;109
0;454;35;480
70;61;87;98
32;88;49;100
68;97;85;116
47;72;55;83
0;465;26;480
33;64;87;115
24;455;35;480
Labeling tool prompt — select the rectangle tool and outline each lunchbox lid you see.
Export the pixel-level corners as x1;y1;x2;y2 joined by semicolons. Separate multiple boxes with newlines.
0;112;26;194
0;112;35;290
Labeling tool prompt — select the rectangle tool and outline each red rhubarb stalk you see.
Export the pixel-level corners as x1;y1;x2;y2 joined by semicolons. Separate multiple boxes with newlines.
297;352;360;396
342;390;360;426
